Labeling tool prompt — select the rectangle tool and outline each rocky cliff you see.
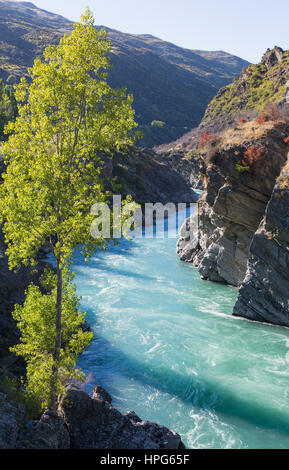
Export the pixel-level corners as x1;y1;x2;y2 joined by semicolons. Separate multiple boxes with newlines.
176;113;289;323
233;159;289;326
174;47;289;326
0;384;184;449
177;121;289;286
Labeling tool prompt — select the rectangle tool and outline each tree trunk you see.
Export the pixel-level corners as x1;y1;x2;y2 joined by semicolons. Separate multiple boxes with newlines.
51;258;63;410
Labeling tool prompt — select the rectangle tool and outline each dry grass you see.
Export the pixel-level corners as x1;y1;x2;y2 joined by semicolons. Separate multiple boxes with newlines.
199;117;289;155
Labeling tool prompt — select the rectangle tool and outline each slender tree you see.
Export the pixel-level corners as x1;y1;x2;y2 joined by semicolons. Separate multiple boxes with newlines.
0;8;137;410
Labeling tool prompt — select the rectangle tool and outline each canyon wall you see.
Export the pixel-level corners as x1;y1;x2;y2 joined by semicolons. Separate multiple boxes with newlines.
233;159;289;326
177;120;289;324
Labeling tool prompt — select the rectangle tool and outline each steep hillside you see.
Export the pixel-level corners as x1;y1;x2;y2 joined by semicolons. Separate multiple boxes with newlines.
157;47;289;154
0;0;249;146
203;46;289;124
173;45;289;326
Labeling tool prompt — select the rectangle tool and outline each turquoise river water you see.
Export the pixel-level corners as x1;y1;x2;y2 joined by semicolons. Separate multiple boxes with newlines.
74;208;289;449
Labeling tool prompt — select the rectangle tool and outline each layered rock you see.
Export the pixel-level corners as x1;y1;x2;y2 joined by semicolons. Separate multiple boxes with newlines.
177;122;289;287
233;159;289;325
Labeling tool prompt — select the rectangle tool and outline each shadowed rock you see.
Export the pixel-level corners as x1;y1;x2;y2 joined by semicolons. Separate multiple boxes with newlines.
58;384;184;449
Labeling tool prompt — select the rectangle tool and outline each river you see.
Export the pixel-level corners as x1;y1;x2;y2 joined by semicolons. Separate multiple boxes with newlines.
74;208;289;449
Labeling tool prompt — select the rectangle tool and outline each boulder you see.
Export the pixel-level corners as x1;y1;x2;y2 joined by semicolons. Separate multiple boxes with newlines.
58;384;184;449
19;410;70;449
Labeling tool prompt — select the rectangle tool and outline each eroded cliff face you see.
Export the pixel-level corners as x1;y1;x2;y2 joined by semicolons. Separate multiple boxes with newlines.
233;159;289;326
175;47;289;326
177;121;289;288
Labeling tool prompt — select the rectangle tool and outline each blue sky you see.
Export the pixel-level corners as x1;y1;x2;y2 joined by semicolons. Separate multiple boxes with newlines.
32;0;289;63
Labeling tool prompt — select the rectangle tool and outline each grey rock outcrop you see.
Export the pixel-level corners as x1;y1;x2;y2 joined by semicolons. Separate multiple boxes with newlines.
58;384;184;449
0;384;184;449
18;411;70;449
177;118;289;325
177;125;288;286
0;392;25;449
261;46;284;69
233;159;289;325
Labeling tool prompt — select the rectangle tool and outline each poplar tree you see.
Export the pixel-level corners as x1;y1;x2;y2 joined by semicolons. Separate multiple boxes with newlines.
0;8;137;410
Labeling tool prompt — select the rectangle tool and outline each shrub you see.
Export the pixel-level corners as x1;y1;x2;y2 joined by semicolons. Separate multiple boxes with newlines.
198;131;213;148
242;145;265;169
283;136;289;145
235;163;250;173
151;120;166;128
256;110;267;125
238;118;247;125
256;104;282;125
264;103;280;121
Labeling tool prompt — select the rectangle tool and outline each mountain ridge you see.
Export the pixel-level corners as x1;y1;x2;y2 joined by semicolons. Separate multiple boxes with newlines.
0;0;250;146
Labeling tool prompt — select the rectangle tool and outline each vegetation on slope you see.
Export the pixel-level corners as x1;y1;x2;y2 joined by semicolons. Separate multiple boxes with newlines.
0;0;249;146
0;8;137;412
203;47;289;123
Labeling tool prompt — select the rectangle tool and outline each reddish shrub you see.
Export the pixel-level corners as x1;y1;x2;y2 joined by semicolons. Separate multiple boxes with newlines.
198;131;213;149
256;104;281;125
256;111;267;125
242;146;265;170
238;118;247;125
264;103;280;121
283;136;289;145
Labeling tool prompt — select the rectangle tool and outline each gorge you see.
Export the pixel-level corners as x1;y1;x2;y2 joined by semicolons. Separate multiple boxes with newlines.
175;47;289;328
0;1;289;452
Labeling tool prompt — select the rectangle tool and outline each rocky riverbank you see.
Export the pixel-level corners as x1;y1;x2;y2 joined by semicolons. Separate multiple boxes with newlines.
0;384;184;449
0;148;190;449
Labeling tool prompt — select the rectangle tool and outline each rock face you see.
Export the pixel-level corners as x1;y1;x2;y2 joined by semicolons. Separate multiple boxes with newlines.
18;411;70;449
177;115;289;325
154;148;204;190
177;122;289;287
0;384;184;449
261;46;284;69
0;392;25;449
58;384;184;449
110;147;198;205
233;159;289;325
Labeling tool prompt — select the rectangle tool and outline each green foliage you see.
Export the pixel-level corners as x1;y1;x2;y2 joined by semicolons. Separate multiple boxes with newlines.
11;273;93;411
151;120;166;128
0;8;138;410
0;8;137;269
0;79;17;141
235;163;250;173
204;53;289;123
